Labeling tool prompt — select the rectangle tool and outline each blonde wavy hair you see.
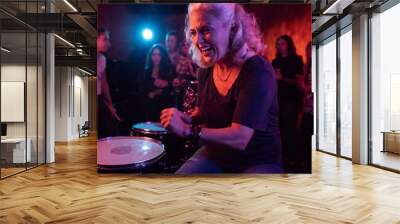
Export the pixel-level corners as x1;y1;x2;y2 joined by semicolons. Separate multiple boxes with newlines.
185;3;264;68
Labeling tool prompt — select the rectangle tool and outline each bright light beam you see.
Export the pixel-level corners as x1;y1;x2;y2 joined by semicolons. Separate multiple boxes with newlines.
142;29;153;40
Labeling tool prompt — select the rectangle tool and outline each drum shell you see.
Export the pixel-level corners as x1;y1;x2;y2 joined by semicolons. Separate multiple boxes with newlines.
131;123;186;172
131;129;166;141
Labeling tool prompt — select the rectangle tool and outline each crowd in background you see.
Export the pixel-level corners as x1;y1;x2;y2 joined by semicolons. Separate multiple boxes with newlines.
97;28;313;173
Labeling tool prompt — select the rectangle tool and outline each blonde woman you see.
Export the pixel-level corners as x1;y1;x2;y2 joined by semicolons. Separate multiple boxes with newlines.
161;3;282;173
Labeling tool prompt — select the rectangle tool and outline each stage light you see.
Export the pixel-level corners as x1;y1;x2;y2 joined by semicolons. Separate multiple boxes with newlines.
142;28;153;40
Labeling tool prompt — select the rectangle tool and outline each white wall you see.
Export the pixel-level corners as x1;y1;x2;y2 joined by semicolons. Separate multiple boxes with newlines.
1;66;26;137
1;64;45;163
72;73;89;138
54;66;89;141
1;65;39;137
55;67;69;141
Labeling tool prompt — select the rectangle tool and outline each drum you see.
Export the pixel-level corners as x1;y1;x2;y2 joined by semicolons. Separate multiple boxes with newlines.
97;136;165;173
131;121;187;172
131;122;167;140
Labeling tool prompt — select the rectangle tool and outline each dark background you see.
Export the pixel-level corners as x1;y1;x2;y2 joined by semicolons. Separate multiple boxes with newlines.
98;4;311;64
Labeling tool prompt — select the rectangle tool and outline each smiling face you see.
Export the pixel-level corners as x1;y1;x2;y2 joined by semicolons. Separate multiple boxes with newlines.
188;9;231;67
151;48;162;66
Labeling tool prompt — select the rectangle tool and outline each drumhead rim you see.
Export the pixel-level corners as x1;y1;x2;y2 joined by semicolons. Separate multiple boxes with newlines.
97;150;165;168
131;121;167;135
97;136;165;166
98;136;164;145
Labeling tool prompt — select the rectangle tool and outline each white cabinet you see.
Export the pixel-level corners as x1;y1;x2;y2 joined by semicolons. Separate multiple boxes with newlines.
1;138;32;163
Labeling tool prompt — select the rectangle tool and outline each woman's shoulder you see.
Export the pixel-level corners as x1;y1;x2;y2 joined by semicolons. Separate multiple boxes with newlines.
236;55;276;88
243;55;274;76
245;55;267;65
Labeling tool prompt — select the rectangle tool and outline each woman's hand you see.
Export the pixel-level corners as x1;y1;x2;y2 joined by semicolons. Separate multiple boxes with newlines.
160;108;192;138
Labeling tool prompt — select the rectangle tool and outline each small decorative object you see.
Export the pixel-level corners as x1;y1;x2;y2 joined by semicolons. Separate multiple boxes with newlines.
183;80;198;115
182;80;199;153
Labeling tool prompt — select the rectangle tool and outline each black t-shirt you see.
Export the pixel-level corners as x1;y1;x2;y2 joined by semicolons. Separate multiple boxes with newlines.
272;55;304;101
143;69;175;121
197;55;281;168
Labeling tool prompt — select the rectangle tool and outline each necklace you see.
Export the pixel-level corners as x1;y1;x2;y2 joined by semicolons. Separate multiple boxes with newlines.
216;66;234;82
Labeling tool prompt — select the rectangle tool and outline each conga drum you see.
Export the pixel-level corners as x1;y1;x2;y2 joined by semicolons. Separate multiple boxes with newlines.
97;136;165;173
131;122;167;140
131;121;185;172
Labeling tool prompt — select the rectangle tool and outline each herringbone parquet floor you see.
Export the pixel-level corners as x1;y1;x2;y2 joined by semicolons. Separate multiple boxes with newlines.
1;135;400;224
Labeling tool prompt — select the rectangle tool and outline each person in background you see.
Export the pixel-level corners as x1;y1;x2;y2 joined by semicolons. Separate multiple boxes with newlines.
173;41;197;110
176;41;196;79
110;49;146;135
296;42;313;173
272;35;304;172
143;44;175;121
165;31;180;67
97;28;121;139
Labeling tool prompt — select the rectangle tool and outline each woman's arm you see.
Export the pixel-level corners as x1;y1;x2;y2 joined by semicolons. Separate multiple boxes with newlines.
162;58;276;152
160;108;253;151
199;123;254;151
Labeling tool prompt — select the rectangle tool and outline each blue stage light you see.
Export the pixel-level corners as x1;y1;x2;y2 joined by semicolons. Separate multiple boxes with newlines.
142;28;153;40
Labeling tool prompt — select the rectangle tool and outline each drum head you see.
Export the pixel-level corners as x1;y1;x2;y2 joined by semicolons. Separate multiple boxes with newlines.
131;122;167;135
97;136;164;166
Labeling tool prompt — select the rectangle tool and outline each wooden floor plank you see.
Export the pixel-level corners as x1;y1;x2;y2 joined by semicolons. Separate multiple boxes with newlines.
0;135;399;223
